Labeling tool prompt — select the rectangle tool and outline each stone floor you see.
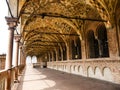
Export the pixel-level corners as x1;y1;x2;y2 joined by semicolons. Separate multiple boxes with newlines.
14;64;120;90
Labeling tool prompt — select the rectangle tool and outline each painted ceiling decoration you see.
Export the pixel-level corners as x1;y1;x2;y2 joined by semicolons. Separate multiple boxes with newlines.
15;0;119;56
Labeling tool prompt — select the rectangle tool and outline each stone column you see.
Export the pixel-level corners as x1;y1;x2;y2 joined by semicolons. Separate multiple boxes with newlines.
66;41;72;60
5;17;18;90
22;52;26;66
61;49;64;61
48;53;51;62
19;46;22;65
55;48;58;61
106;22;119;59
18;43;23;74
51;51;54;61
23;54;26;66
81;40;87;59
14;34;21;82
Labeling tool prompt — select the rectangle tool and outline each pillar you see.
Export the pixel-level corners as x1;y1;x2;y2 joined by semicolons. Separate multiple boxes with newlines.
55;48;58;61
66;41;72;60
19;46;22;65
61;48;64;61
5;17;18;90
48;53;51;62
106;22;119;59
14;34;21;82
18;46;24;74
51;51;54;61
81;40;87;59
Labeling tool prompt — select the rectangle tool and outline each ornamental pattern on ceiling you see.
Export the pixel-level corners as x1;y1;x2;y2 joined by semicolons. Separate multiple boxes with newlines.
19;0;119;56
89;0;118;25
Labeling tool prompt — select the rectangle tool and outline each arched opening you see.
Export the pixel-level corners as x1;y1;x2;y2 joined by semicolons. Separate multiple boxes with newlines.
26;56;32;64
31;56;37;63
76;37;82;59
71;40;77;59
71;37;81;59
53;50;56;61
97;25;109;57
50;52;52;62
87;31;99;58
58;47;62;61
63;46;67;60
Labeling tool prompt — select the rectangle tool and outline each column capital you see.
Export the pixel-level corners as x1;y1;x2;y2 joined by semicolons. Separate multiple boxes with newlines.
14;34;21;42
5;17;18;30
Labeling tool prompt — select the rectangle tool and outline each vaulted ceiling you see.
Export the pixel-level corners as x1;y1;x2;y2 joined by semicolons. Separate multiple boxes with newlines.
17;0;119;57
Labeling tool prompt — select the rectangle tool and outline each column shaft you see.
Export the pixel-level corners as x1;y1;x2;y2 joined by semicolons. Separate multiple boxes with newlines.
14;35;21;82
5;17;18;90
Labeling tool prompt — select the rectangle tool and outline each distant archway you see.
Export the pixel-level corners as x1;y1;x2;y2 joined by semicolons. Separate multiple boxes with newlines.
26;56;32;64
31;56;37;63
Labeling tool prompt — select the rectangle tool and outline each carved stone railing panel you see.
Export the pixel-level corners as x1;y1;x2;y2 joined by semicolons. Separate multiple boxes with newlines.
0;65;25;90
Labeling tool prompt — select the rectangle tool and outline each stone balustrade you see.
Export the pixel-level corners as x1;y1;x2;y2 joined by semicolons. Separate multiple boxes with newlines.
47;58;120;84
0;65;25;90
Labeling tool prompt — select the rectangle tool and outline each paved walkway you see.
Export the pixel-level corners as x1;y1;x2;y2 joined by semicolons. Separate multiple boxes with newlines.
15;64;120;90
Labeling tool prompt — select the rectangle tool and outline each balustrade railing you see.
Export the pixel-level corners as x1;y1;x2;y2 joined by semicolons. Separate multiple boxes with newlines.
47;59;120;84
0;70;7;90
0;65;25;90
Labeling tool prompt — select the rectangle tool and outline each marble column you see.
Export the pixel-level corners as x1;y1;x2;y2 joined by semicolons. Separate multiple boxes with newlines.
5;17;18;90
14;34;21;82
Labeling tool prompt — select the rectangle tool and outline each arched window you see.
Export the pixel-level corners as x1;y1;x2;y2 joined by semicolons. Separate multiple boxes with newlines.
50;52;52;62
71;37;82;59
53;50;56;61
97;25;109;57
71;40;77;59
87;30;99;58
76;37;81;59
31;56;37;63
58;47;62;61
63;46;67;60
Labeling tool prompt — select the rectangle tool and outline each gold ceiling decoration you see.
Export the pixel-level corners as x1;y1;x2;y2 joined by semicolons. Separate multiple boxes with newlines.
18;0;119;56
